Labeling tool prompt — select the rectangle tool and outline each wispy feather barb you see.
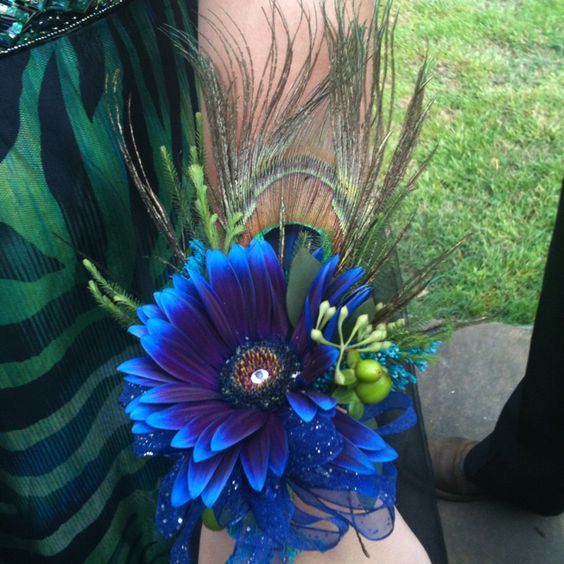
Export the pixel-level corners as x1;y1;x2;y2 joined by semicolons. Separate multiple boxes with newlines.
108;0;457;322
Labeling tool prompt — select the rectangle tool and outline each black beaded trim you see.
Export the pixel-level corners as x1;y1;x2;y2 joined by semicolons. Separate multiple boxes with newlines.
0;0;131;56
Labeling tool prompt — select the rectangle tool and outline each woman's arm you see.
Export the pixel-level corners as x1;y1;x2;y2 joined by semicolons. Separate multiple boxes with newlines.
195;2;430;561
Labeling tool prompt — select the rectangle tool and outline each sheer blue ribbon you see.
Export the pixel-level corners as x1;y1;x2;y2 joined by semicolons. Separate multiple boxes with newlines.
144;391;416;563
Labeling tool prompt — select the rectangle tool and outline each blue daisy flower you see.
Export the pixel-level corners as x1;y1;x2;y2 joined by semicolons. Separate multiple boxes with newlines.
118;240;397;519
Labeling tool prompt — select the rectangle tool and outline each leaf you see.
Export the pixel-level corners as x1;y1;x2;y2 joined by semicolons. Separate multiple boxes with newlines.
341;368;357;385
332;386;356;404
286;248;322;327
83;259;139;311
348;393;365;420
188;163;205;187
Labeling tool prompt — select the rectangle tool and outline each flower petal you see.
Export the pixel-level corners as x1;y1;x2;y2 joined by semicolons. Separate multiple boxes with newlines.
172;273;193;296
325;267;365;304
124;395;142;415
254;241;289;337
201;446;240;507
140;384;221;405
290;316;309;356
188;453;224;498
117;357;176;384
364;446;398;463
311;247;324;261
308;255;339;309
267;414;288;477
189;271;240;348
247;242;275;339
171;455;192;508
123;374;162;387
301;346;339;383
206;249;248;342
137;304;166;323
141;332;217;389
241;425;270;491
324;286;373;339
132;421;155;434
331;438;376;475
128;325;148;338
158;289;228;367
193;416;231;462
305;390;338;411
147;405;202;431
286;391;317;423
129;403;156;421
171;413;221;449
211;410;268;451
343;286;373;315
334;410;392;452
228;245;257;338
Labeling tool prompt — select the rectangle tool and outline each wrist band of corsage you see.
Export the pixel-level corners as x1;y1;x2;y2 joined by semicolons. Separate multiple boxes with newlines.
84;2;452;562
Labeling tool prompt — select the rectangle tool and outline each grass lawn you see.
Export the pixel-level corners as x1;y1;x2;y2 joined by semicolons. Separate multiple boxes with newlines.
391;0;562;324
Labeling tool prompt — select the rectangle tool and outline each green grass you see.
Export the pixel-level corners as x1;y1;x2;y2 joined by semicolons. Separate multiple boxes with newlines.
391;0;563;324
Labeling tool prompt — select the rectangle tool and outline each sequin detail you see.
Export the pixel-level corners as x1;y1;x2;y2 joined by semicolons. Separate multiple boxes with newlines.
0;0;128;54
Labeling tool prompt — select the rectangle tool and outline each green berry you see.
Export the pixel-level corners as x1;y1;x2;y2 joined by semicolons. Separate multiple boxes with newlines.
202;508;223;531
356;374;392;404
355;359;387;382
346;350;361;368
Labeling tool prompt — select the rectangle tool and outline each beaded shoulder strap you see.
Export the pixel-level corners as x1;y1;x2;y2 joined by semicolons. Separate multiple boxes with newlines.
0;0;128;55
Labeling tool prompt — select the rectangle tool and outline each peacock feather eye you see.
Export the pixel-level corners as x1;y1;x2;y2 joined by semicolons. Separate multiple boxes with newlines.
220;342;301;410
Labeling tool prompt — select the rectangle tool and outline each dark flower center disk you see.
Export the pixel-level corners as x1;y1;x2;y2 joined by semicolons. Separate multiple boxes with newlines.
220;342;301;410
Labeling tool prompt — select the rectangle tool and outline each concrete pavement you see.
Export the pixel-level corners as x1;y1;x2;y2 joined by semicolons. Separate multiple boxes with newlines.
418;323;564;564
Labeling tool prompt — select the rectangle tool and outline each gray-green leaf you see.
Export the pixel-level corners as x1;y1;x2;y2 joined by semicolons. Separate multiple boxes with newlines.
332;386;356;403
286;248;322;327
348;393;365;419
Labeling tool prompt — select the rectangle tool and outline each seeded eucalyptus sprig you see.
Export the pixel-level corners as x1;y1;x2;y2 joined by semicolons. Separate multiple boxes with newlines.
311;301;392;386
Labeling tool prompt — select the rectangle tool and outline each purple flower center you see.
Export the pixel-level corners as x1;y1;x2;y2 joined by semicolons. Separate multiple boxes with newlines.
220;342;301;410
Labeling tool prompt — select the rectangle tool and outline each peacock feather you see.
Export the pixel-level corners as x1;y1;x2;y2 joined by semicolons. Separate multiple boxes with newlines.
103;0;456;330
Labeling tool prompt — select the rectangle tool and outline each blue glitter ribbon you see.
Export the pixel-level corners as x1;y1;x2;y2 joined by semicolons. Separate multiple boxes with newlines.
141;391;415;563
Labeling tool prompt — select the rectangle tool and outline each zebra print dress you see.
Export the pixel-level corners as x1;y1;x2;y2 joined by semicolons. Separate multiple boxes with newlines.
0;1;198;561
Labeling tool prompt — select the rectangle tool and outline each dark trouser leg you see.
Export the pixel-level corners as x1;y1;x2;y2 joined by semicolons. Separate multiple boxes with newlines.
464;185;564;516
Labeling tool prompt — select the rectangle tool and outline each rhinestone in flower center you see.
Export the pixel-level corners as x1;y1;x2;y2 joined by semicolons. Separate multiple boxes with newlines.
220;342;301;410
251;368;270;385
231;346;281;391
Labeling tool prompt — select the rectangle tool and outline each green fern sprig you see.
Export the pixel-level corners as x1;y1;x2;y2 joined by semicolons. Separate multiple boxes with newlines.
159;145;196;250
83;259;140;327
224;212;245;252
189;161;221;249
160;146;186;244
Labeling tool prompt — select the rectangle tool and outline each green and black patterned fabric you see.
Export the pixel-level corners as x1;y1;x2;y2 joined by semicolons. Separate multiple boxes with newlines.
0;1;198;561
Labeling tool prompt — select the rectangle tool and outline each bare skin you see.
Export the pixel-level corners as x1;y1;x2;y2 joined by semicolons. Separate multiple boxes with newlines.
198;511;430;563
196;1;430;561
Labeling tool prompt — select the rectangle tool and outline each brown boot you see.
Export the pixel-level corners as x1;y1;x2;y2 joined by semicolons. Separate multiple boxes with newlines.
429;437;485;501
